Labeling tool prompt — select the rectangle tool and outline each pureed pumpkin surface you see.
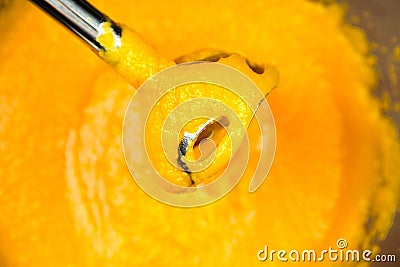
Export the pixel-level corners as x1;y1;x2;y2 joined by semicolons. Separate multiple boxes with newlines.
0;0;399;266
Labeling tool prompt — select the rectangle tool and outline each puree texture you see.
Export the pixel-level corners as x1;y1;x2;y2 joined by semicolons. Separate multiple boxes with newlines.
0;0;399;266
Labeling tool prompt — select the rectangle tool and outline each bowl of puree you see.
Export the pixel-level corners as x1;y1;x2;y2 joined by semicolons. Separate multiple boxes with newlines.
0;0;399;266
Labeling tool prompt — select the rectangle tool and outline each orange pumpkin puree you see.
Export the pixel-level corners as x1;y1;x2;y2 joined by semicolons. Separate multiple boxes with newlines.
0;0;399;266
